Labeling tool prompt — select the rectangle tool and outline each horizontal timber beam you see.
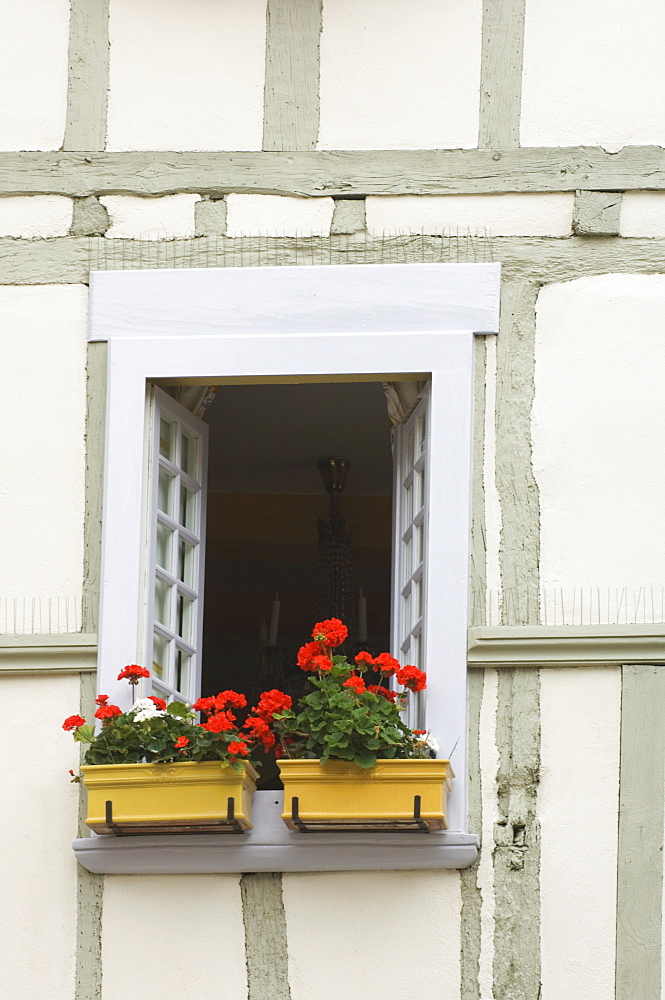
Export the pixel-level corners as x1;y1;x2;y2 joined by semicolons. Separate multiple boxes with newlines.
468;625;665;668
1;146;665;197
3;234;665;285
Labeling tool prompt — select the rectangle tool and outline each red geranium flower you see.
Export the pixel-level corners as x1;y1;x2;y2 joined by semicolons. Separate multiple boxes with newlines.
95;694;109;706
117;664;150;683
174;736;189;749
228;740;249;757
200;712;234;733
368;684;397;703
192;696;215;714
311;617;348;648
243;716;276;750
343;675;366;694
62;714;87;731
297;641;322;671
312;654;332;672
255;689;292;722
213;690;247;712
94;704;122;722
373;652;400;676
396;664;427;692
148;695;167;711
354;651;375;667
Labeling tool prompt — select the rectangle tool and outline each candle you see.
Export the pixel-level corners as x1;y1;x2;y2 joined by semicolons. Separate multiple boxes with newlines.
358;587;367;642
259;618;268;647
268;592;280;648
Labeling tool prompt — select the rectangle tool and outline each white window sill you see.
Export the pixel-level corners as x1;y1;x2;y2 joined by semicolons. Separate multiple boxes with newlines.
73;790;478;874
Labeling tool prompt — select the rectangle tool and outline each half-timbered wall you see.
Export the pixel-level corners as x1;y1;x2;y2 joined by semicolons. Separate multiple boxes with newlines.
1;2;665;999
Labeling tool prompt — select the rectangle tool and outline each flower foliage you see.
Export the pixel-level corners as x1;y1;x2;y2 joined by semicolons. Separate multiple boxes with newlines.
267;621;435;769
63;666;265;773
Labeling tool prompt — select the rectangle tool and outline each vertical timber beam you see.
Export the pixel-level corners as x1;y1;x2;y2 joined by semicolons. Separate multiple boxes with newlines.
495;281;540;625
82;341;107;633
241;873;292;1000
460;669;484;1000
75;672;103;1000
64;0;110;151
615;664;665;1000
470;336;487;624
479;0;526;149
263;0;322;151
492;281;542;999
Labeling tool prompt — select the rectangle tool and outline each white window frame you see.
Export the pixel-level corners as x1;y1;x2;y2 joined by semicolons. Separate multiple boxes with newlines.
90;261;500;836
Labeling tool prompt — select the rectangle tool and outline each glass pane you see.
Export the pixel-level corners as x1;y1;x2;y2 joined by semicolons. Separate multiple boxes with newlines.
158;466;175;516
177;593;193;643
403;536;412;583
176;649;191;696
404;483;413;525
152;632;169;680
178;538;195;588
159;418;174;461
180;484;197;532
414;578;422;618
417;412;426;454
181;432;198;478
403;589;412;632
156;521;172;570
406;429;415;467
415;524;424;564
154;576;171;627
414;468;423;510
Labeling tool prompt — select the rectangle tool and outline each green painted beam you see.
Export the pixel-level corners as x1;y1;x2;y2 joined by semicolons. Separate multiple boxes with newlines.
1;146;665;197
616;664;665;1000
64;0;109;152
3;233;665;285
241;873;291;1000
479;0;525;149
263;0;322;151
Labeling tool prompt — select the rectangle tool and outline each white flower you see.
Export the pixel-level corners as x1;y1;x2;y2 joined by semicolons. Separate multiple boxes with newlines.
131;698;167;723
415;731;439;754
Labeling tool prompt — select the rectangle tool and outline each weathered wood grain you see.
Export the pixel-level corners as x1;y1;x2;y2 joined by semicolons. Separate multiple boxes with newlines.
75;672;103;1000
64;0;109;151
2;147;665;197
263;0;321;151
495;281;540;625
479;0;526;149
573;189;622;235
241;873;291;1000
82;342;107;633
3;233;665;285
493;667;541;999
460;669;484;1000
615;664;665;1000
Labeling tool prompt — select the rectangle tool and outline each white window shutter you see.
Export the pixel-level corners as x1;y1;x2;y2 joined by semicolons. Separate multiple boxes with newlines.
145;387;208;704
391;382;430;730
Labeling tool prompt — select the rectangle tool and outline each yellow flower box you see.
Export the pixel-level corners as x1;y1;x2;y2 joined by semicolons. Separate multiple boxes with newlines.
81;760;258;834
278;758;453;831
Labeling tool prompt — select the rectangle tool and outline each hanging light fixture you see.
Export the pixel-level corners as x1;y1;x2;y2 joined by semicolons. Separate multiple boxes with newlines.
314;457;355;635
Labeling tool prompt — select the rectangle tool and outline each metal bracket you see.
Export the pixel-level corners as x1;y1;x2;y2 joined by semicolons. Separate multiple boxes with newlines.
103;796;245;835
290;793;432;833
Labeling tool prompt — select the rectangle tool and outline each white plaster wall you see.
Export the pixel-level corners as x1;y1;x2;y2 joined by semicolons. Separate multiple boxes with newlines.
282;871;461;1000
0;196;73;237
106;0;266;151
620;193;665;237
318;0;481;150
539;667;621;1000
0;285;87;601
101;194;200;239
521;0;665;149
483;337;502;623
225;194;335;236
102;875;248;1000
533;275;665;603
0;0;69;150
0;673;80;1000
366;194;574;237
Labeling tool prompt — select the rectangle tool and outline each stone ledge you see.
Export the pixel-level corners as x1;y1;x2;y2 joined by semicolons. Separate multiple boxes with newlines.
73;791;479;874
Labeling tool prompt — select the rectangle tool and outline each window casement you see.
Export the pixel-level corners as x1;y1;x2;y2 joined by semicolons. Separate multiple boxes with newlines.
85;261;500;870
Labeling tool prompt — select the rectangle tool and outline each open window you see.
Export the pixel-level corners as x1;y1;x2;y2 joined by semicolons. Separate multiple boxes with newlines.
92;261;501;837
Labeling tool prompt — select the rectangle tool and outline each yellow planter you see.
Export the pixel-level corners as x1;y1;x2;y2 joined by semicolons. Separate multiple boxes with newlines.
81;760;258;834
278;758;453;831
